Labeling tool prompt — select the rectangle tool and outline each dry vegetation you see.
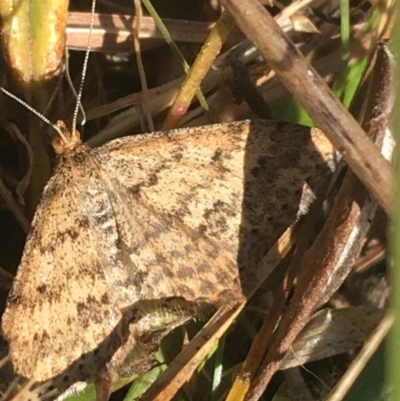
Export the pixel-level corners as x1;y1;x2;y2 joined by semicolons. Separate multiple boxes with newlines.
0;0;395;400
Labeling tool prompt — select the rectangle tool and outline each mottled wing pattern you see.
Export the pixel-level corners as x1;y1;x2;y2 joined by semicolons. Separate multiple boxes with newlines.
96;120;336;300
2;145;129;381
95;126;246;306
2;119;336;385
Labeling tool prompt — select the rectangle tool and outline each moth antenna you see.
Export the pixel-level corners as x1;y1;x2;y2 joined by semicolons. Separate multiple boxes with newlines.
0;86;66;141
71;0;97;133
64;48;87;126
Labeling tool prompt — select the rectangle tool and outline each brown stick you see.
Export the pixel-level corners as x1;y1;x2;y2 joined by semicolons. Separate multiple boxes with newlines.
244;43;395;401
219;0;395;216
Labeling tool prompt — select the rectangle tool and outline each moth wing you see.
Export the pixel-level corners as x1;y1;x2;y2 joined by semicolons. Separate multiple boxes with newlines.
97;120;336;302
2;147;127;381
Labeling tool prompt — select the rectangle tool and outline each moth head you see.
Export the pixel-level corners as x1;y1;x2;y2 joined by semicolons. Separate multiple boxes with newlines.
51;120;82;154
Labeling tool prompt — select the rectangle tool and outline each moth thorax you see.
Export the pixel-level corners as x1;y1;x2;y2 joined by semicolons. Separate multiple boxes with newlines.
52;120;82;154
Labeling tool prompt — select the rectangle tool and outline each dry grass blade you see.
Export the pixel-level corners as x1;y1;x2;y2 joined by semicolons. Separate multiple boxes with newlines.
0;266;14;291
1;379;37;401
161;10;235;130
67;12;215;52
353;245;386;274
0;178;30;235
140;306;244;401
132;0;154;132
226;211;319;401
324;310;394;401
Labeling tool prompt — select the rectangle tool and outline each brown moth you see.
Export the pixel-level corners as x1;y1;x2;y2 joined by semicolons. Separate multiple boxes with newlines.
1;118;337;397
0;0;339;397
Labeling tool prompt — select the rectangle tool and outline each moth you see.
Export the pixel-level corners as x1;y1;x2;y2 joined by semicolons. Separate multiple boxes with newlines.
1;118;336;398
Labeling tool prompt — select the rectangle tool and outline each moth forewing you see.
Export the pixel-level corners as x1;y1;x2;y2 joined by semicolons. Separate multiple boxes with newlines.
3;119;336;387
